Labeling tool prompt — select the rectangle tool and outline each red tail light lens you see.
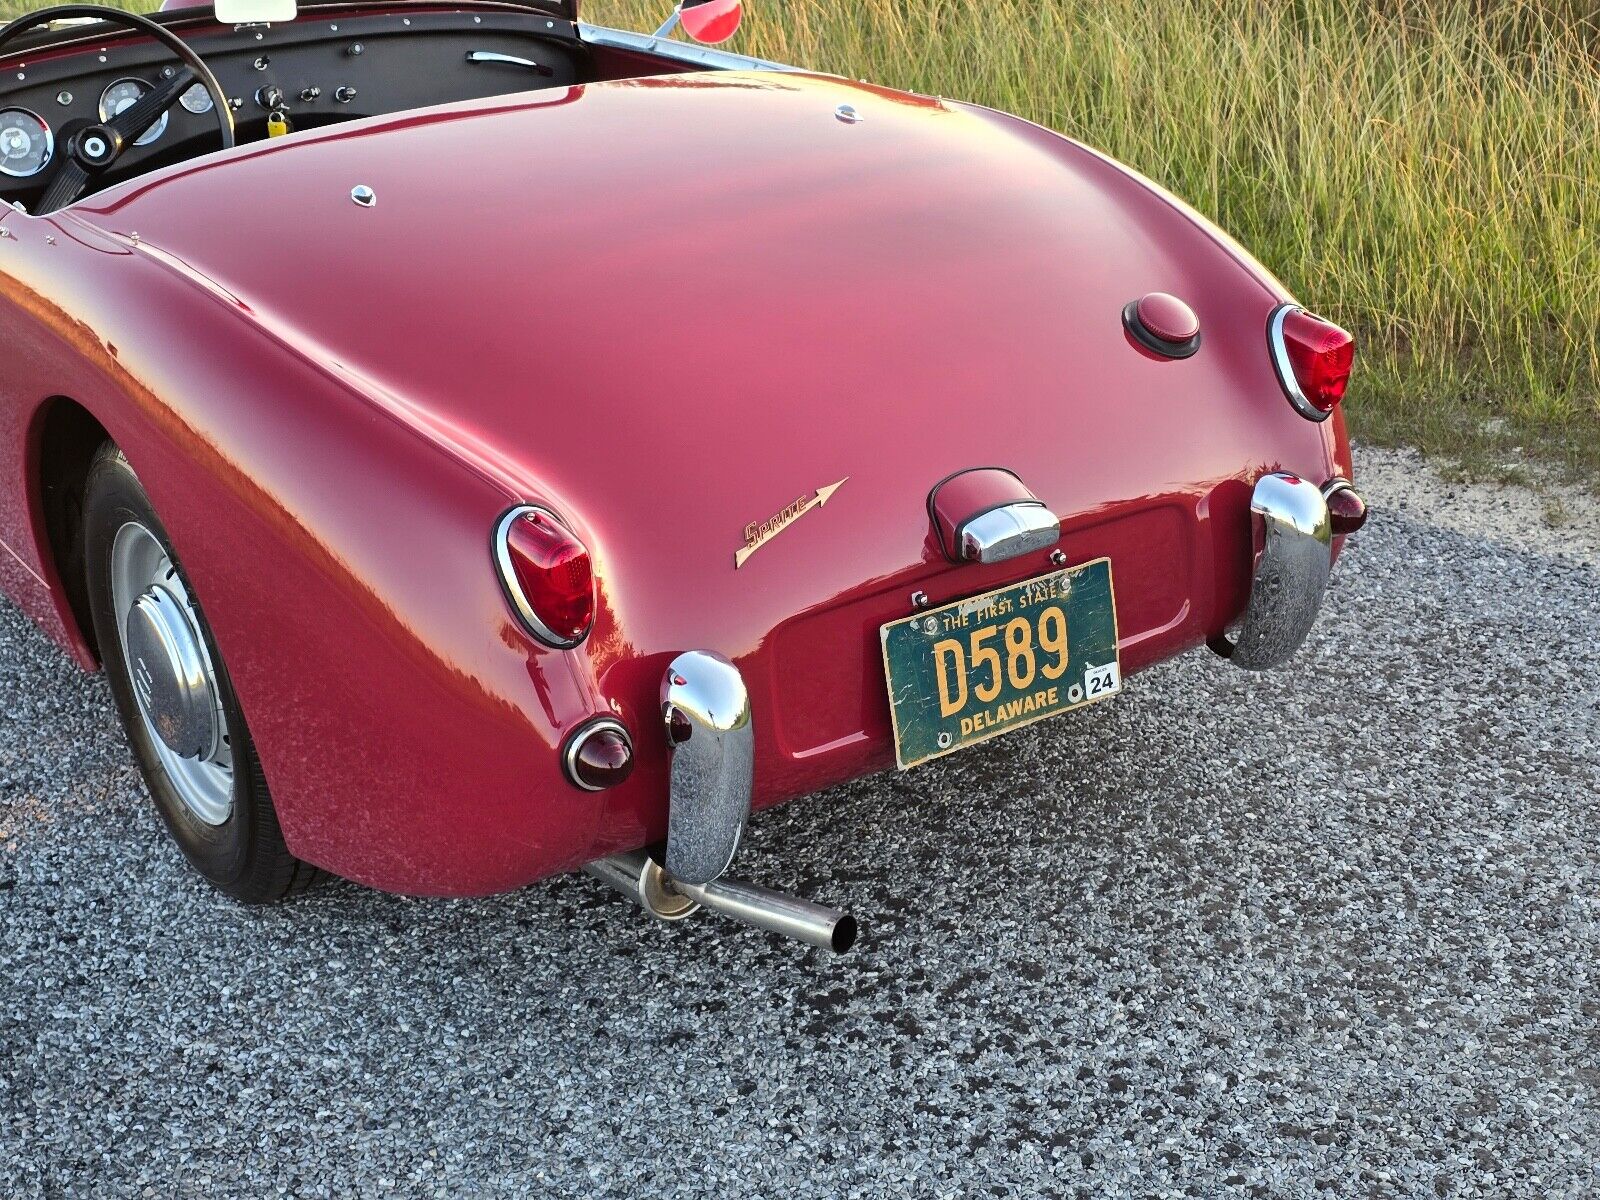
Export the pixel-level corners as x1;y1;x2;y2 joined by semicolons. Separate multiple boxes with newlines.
1269;305;1355;420
494;506;594;647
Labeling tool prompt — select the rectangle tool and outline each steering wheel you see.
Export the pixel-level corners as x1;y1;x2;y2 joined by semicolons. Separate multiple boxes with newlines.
0;5;234;213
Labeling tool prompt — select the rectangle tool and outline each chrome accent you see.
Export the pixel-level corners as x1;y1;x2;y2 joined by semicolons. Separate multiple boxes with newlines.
959;502;1060;564
583;849;699;921
671;876;857;953
736;477;847;569
110;522;233;826
662;651;753;884
652;9;682;38
124;586;221;761
466;50;551;73
563;717;632;792
1268;304;1332;423
350;183;375;207
1049;549;1068;567
1321;476;1354;501
577;23;799;73
0;107;53;179
910;589;929;609
584;653;856;952
1211;473;1332;671
835;104;861;124
492;504;589;648
582;850;857;953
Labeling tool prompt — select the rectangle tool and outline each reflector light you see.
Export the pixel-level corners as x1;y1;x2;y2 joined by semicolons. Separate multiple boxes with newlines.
564;719;634;791
494;506;595;647
679;0;742;43
1268;305;1355;421
1323;481;1369;535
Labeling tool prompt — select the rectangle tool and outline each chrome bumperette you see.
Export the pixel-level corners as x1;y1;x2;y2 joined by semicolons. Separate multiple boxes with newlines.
583;651;857;952
662;650;754;885
1211;472;1333;671
959;502;1061;564
576;23;800;73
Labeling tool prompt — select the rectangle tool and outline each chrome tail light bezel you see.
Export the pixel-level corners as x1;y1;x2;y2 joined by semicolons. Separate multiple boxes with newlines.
1268;303;1338;423
492;504;594;649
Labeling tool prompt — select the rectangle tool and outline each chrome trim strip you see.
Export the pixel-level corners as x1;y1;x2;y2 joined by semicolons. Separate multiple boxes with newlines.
662;650;754;885
1268;304;1332;423
1212;472;1332;671
957;501;1061;564
576;22;800;73
492;504;588;649
562;717;632;792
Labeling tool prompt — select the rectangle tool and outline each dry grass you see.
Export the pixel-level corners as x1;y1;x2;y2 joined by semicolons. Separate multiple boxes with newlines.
6;0;1597;478
594;0;1600;479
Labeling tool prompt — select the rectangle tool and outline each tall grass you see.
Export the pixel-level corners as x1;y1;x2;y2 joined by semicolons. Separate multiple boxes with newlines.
5;0;1596;471
598;0;1600;473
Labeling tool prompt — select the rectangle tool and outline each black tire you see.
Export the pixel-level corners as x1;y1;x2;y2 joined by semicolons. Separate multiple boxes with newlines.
82;443;323;903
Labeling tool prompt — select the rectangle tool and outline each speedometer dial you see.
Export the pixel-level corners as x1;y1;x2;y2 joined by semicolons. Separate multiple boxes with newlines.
99;78;168;146
0;108;52;178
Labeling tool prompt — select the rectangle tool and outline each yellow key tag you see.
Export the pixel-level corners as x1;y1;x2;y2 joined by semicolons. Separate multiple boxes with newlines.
267;111;291;138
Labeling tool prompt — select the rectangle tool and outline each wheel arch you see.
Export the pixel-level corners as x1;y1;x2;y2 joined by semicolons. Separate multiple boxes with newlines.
28;394;113;666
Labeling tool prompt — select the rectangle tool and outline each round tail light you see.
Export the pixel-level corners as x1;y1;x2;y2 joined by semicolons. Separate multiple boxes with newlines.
1322;479;1369;535
563;719;634;791
1269;305;1355;420
494;506;595;647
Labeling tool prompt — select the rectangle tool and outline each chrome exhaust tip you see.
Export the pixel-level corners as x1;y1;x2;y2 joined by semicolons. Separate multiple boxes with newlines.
583;849;857;954
672;875;858;954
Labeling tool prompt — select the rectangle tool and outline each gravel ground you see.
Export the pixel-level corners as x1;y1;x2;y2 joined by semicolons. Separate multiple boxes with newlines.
3;447;1598;1198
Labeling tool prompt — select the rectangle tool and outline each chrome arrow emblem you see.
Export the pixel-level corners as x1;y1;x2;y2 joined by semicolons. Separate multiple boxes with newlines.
736;478;848;569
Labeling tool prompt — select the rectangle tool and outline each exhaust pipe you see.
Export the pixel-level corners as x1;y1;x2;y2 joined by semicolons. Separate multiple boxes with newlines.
583;850;858;954
581;651;857;954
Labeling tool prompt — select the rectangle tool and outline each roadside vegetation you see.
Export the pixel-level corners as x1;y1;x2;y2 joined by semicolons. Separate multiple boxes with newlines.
5;0;1596;481
595;0;1600;482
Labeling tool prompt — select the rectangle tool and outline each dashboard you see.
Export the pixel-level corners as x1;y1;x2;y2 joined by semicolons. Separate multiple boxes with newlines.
0;7;582;209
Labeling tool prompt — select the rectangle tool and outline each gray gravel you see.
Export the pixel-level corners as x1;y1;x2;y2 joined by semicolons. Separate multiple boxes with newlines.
3;448;1598;1198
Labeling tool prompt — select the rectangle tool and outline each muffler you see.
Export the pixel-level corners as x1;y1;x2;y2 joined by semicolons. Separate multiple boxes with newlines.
584;849;857;953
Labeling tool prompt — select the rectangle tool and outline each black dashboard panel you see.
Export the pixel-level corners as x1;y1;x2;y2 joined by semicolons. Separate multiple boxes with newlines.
0;9;583;208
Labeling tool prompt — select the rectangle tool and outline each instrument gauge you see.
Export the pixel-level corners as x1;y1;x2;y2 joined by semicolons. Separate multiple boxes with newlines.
179;83;214;115
99;78;168;146
0;108;53;178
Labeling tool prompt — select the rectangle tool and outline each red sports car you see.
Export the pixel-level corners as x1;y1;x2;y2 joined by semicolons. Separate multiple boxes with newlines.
0;0;1363;952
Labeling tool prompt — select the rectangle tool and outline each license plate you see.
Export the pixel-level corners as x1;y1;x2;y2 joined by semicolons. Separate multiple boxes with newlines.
879;558;1121;769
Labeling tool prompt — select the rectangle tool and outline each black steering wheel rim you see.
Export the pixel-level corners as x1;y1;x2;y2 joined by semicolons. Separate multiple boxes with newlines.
0;5;234;212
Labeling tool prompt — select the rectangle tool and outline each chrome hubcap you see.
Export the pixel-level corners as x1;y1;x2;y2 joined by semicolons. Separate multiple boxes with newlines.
111;522;233;825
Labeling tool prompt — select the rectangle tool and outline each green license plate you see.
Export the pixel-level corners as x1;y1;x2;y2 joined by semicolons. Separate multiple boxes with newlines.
879;558;1121;769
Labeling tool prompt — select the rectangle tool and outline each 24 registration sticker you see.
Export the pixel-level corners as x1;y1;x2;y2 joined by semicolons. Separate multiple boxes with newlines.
1081;661;1121;701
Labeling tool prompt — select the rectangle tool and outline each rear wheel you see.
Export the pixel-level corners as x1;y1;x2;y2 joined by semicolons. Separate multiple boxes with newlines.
82;443;321;903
